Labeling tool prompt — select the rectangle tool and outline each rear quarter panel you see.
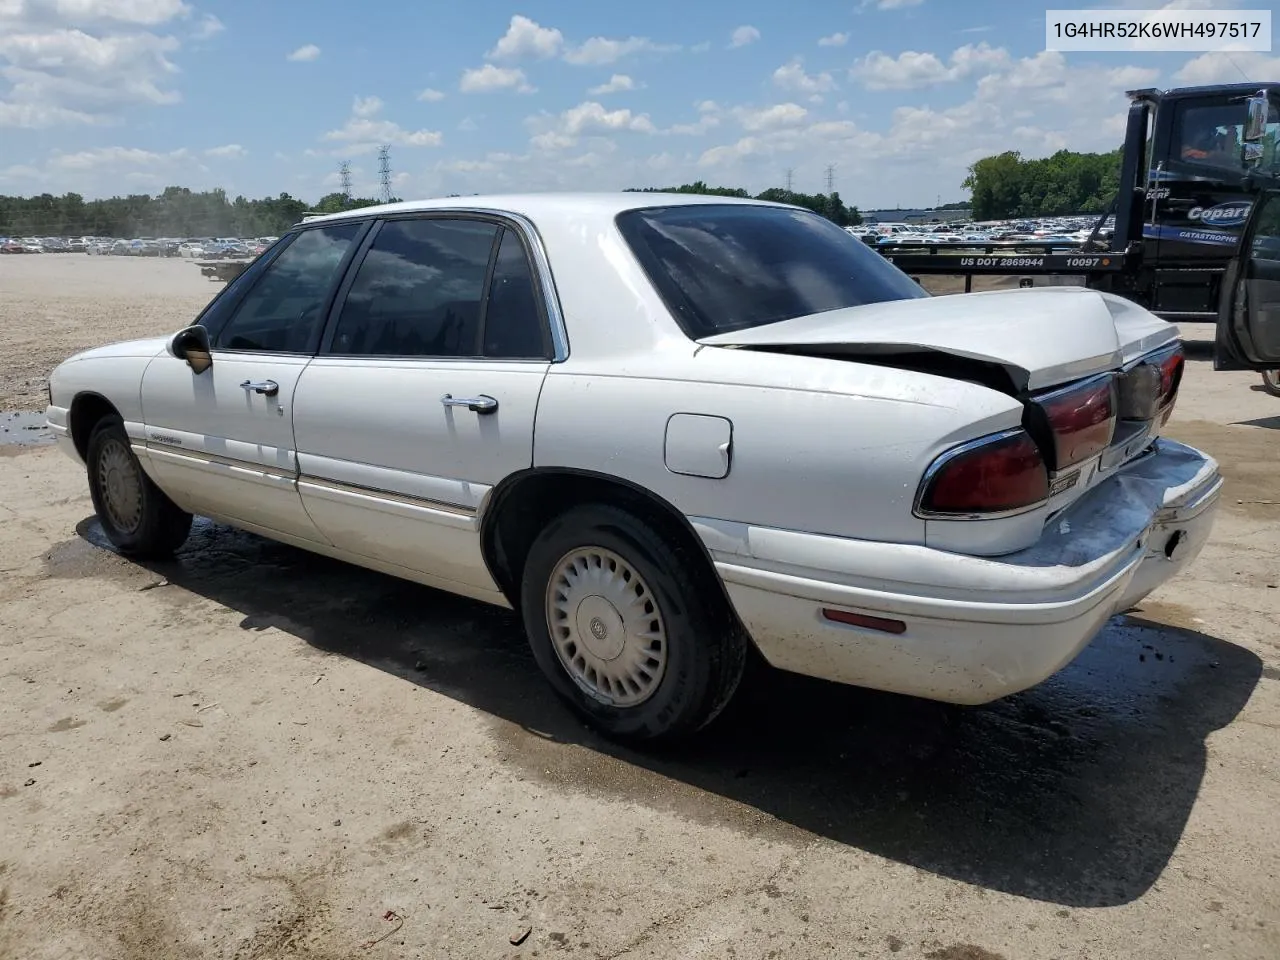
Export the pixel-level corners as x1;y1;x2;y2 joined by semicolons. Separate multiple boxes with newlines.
532;345;1025;546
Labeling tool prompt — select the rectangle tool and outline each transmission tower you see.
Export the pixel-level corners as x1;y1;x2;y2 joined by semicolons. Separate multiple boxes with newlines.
338;161;353;206
824;163;836;194
784;167;794;193
377;145;393;204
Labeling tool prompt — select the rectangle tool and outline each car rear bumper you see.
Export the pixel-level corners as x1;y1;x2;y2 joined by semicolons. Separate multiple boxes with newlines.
693;438;1221;705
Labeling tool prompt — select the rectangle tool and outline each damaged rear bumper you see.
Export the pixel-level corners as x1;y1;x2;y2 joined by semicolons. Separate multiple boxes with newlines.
693;438;1222;704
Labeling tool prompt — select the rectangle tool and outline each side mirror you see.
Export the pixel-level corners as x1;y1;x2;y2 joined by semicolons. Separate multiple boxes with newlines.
1243;93;1269;143
170;325;212;374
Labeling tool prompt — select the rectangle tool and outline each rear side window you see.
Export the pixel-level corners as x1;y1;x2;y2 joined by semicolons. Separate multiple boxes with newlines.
616;204;928;339
483;228;550;359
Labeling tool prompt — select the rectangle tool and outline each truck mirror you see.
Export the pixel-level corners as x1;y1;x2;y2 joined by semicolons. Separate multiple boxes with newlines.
1243;93;1268;143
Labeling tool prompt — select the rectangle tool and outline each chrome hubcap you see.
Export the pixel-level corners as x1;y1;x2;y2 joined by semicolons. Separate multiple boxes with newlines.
97;438;143;533
545;546;668;707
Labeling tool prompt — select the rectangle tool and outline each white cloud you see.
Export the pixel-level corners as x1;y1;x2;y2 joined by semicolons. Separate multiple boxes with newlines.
417;87;445;102
851;41;1009;90
487;14;563;60
351;95;382;118
588;73;639;95
14;1;194;26
530;130;575;151
50;145;185;169
417;41;1180;211
864;0;925;8
561;100;656;135
818;32;848;47
286;43;320;62
563;35;677;66
43;144;209;193
734;102;809;132
1174;51;1280;84
322;96;443;153
192;13;222;39
667;100;722;136
205;143;245;158
459;63;534;93
0;26;183;127
729;25;760;48
773;60;837;95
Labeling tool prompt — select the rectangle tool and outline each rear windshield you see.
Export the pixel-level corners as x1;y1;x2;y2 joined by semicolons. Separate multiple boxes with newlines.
615;204;928;339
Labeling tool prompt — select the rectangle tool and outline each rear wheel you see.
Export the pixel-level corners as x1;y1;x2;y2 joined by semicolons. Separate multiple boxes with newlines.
86;415;192;557
1262;370;1280;398
520;503;746;743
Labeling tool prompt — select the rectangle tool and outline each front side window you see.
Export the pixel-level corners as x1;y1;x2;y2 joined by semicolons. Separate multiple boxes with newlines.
616;204;928;339
1174;101;1280;173
214;222;362;353
328;218;499;357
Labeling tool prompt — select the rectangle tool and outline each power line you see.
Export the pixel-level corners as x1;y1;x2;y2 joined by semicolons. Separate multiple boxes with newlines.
377;145;393;204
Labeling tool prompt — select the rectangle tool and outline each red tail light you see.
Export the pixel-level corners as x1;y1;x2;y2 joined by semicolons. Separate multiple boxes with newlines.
915;429;1049;517
1157;345;1184;423
1028;374;1116;471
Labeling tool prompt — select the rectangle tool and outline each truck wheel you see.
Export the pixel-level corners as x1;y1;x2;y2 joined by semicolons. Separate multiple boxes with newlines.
520;503;746;743
1262;370;1280;398
86;415;192;558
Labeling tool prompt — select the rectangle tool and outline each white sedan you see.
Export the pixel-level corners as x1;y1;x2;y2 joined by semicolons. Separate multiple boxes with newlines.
45;193;1222;742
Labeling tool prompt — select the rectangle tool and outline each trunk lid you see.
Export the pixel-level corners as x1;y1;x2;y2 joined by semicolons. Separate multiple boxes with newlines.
696;286;1176;393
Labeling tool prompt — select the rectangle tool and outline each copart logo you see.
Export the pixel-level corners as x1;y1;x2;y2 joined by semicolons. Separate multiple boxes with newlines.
1187;201;1253;227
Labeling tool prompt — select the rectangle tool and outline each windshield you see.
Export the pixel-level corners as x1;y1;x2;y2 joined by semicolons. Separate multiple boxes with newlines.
615;203;928;339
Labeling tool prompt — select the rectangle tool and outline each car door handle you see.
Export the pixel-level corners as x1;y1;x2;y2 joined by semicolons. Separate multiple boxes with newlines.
441;393;498;414
240;379;279;397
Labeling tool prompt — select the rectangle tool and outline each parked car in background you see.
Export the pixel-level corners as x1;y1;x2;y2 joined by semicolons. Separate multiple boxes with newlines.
44;193;1222;742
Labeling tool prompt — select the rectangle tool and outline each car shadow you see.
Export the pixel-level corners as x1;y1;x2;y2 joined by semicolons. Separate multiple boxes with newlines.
72;515;1262;910
1236;413;1280;429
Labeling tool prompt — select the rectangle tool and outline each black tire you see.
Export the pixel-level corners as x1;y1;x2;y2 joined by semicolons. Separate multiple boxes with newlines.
86;414;192;557
1262;370;1280;398
519;503;747;743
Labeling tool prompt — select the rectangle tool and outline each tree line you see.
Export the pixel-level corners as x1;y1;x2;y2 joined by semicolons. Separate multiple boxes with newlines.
1;144;1135;238
0;187;395;239
962;147;1124;220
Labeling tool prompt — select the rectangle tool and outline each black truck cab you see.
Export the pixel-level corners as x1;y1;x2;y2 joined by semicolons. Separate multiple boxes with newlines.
1125;82;1280;322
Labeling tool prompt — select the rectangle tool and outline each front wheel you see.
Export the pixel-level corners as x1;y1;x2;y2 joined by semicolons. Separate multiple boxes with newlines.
86;415;193;557
520;503;746;743
1262;370;1280;398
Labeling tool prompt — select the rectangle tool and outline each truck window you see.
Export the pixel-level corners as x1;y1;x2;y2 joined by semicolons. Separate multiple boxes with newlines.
1175;101;1279;173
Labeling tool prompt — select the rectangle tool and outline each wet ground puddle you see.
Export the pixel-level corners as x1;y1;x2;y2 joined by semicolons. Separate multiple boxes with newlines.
0;411;54;447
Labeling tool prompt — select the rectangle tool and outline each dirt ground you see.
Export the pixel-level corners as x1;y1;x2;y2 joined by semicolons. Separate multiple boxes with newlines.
1;255;1278;960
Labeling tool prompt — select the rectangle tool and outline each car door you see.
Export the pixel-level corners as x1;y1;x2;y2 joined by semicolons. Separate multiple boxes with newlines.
1215;188;1280;372
292;215;557;597
139;220;368;541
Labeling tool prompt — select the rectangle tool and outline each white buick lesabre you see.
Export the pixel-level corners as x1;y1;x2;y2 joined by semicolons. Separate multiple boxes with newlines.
46;194;1222;741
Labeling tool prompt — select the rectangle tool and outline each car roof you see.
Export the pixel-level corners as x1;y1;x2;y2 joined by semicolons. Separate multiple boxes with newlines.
296;191;790;227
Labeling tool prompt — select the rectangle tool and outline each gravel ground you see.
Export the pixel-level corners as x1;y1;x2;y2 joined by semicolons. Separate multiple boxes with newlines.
1;254;1278;960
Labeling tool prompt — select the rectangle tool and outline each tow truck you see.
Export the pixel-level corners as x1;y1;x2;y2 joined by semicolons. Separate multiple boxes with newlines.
881;82;1279;331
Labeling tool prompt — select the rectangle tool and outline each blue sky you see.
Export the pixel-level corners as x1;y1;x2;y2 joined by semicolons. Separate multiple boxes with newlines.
0;0;1276;207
